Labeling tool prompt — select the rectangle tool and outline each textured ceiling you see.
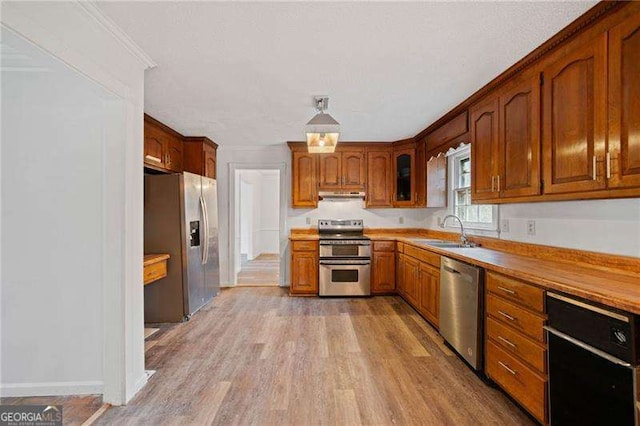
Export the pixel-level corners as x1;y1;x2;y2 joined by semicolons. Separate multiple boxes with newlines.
97;1;597;147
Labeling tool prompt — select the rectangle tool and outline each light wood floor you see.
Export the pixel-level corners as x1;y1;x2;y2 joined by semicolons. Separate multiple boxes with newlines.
97;287;533;425
236;253;279;286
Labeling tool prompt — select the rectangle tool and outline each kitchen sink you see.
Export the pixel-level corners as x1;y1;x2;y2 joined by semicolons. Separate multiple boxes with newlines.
409;238;478;249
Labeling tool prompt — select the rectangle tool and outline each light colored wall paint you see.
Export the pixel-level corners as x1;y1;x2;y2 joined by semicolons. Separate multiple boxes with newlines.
424;198;640;258
1;2;152;403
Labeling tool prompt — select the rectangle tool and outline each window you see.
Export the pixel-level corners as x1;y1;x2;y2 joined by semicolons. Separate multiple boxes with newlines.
447;145;497;231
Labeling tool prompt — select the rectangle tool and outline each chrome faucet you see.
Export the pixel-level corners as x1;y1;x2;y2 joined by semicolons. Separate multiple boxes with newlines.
440;214;469;246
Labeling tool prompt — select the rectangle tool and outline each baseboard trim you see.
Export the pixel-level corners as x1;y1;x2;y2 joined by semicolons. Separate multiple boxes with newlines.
0;381;103;397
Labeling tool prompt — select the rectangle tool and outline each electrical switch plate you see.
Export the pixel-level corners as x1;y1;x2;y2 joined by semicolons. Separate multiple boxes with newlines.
527;220;536;236
500;219;510;233
399;216;404;225
305;217;311;225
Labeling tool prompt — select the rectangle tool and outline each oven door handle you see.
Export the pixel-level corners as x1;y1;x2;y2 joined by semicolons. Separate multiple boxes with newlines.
319;259;371;266
544;326;632;368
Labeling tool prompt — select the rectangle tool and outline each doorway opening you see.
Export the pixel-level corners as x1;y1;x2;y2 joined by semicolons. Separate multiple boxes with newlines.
234;169;281;286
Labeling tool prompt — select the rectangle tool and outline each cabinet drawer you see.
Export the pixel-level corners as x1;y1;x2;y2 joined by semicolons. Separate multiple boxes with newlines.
487;294;546;342
144;261;167;285
291;240;318;252
487;317;546;373
487;272;544;312
404;244;440;268
486;340;546;423
373;241;395;252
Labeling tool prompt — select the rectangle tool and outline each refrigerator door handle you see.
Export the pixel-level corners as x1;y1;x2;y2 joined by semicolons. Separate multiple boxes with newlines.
200;195;209;265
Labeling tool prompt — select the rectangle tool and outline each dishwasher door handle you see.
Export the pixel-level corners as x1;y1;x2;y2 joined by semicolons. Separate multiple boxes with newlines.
443;266;461;274
544;326;632;368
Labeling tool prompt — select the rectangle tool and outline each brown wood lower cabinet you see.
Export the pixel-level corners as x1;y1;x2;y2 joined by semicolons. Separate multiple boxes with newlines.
485;271;547;424
396;243;440;328
372;241;396;294
417;263;439;327
290;240;318;295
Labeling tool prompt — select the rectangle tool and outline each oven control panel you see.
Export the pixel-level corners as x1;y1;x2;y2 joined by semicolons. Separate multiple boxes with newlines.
318;219;363;229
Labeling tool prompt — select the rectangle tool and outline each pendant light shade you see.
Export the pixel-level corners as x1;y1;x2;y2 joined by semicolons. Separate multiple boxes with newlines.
305;97;340;153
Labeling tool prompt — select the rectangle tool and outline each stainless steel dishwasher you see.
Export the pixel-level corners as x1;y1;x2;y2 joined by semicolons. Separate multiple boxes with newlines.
439;256;483;370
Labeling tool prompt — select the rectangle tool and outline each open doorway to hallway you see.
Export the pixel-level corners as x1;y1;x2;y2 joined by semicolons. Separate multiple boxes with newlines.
235;169;280;286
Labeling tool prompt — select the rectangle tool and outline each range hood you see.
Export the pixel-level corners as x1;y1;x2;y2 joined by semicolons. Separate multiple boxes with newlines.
318;191;365;200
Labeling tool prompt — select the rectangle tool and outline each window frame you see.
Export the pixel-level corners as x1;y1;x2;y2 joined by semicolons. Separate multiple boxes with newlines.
446;144;498;232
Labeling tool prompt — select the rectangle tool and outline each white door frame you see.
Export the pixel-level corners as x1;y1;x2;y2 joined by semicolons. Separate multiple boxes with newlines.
228;162;287;286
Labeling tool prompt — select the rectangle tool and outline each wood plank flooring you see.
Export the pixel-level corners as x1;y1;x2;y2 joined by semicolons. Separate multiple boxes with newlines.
236;253;279;286
97;287;533;425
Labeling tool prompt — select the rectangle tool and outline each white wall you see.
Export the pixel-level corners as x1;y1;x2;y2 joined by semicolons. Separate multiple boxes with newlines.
1;2;153;403
1;30;109;395
423;198;640;258
238;170;280;260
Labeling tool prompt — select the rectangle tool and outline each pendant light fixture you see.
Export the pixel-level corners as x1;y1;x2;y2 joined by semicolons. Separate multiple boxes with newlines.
305;96;340;153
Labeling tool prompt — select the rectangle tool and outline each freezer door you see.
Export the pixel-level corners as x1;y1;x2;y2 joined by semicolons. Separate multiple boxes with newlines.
183;172;205;315
201;176;220;301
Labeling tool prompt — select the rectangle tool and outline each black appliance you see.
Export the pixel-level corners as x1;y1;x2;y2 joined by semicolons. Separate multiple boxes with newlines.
545;292;640;425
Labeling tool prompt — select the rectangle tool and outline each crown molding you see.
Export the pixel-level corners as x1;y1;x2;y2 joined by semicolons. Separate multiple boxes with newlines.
76;1;157;69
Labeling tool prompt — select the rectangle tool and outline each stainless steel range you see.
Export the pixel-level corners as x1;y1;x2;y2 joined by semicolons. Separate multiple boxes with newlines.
318;219;371;296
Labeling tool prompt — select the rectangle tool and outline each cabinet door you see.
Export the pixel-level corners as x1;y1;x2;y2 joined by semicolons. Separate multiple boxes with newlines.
318;153;341;190
144;123;166;168
166;136;184;172
426;154;447;207
372;251;395;294
608;13;640;189
542;34;607;194
393;149;416;207
203;145;216;179
366;150;394;208
415;141;426;206
498;75;541;198
290;250;318;294
471;96;500;202
342;151;366;190
403;256;420;306
292;152;318;208
396;253;406;296
418;263;440;327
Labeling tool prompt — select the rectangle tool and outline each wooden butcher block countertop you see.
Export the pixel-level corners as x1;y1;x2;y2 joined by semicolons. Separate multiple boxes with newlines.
290;229;640;314
144;254;170;266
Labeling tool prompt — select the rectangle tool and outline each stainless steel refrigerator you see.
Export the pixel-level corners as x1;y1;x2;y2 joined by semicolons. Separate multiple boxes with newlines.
144;172;220;322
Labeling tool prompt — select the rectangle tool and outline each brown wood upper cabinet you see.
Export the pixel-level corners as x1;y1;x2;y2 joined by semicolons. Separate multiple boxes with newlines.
366;148;394;208
318;149;366;191
144;114;184;173
183;136;218;179
608;12;640;189
471;96;500;202
471;73;541;202
393;146;416;207
542;33;608;194
424;111;469;153
291;150;318;208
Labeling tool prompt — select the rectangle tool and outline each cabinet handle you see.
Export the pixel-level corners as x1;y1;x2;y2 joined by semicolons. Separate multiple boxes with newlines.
414;192;417;202
497;175;501;192
497;310;515;322
497;286;516;295
498;361;517;375
592;155;597;180
497;336;517;348
606;152;611;179
491;176;495;192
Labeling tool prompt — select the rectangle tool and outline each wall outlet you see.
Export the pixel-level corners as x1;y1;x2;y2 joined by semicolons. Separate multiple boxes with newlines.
399;216;404;225
500;219;510;233
527;220;536;236
437;216;443;227
305;217;311;225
